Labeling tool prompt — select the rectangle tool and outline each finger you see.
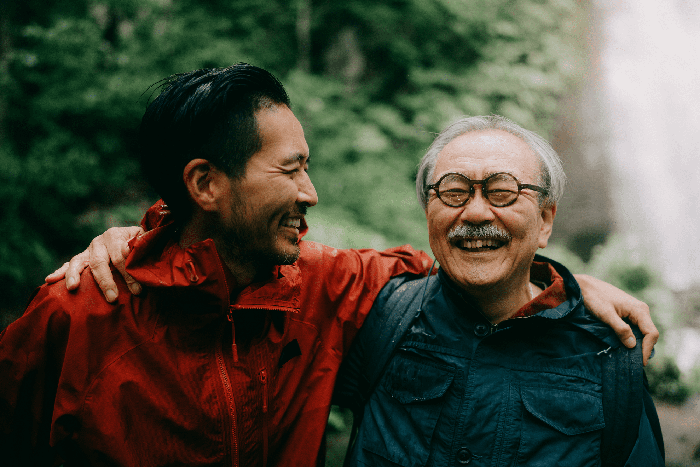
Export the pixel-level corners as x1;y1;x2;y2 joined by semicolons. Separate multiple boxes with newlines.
124;273;142;295
606;314;637;349
64;251;90;290
106;225;142;265
641;334;658;366
116;242;142;295
121;242;131;258
88;239;119;302
107;227;144;295
45;262;70;284
90;226;144;301
624;307;659;366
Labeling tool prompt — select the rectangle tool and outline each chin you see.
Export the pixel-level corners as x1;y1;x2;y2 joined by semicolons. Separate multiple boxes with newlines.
273;244;301;265
448;265;505;290
455;276;498;290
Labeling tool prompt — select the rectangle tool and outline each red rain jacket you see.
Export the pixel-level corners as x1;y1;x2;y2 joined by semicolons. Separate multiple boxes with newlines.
0;202;431;466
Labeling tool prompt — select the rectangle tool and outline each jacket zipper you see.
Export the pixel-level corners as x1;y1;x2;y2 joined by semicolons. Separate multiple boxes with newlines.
259;368;269;467
202;250;240;466
211;248;285;466
216;339;239;467
227;308;239;363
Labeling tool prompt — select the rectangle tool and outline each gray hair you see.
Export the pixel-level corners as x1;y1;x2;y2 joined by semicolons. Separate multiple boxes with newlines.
416;115;566;209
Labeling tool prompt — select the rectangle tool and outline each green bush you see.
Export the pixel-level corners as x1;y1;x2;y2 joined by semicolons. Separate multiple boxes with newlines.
1;0;586;320
645;358;692;405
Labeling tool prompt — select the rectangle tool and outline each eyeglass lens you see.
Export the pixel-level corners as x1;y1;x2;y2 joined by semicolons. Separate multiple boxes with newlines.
438;173;520;207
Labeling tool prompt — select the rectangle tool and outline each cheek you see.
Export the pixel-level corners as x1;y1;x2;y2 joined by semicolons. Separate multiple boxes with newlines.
246;184;287;214
494;209;535;239
427;210;457;253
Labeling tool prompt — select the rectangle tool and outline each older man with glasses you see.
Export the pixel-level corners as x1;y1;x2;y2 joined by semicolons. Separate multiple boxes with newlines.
336;115;664;467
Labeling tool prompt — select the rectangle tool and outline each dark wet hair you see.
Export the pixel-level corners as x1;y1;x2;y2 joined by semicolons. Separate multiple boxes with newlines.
138;63;290;222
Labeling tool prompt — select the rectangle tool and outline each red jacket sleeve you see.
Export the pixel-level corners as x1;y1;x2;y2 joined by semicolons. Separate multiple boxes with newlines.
0;285;72;464
296;241;433;360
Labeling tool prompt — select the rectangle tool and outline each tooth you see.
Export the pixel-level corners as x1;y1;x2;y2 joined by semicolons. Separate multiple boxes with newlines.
476;240;482;248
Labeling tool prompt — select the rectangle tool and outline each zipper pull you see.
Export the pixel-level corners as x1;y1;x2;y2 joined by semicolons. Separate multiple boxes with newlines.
259;368;268;413
228;309;238;363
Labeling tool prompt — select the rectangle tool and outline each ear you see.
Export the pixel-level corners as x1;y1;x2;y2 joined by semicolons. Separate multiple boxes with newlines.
183;159;229;212
538;203;557;249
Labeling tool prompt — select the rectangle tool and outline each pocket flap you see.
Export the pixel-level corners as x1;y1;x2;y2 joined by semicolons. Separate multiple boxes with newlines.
387;357;455;404
521;386;605;435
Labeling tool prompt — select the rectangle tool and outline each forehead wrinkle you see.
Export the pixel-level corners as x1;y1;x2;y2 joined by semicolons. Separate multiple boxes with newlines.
448;150;537;182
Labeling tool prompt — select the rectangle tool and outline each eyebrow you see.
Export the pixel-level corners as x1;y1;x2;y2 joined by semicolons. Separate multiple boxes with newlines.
281;154;309;166
483;170;516;179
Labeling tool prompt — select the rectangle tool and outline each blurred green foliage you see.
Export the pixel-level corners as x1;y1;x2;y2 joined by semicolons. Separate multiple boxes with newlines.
1;0;585;316
646;358;691;405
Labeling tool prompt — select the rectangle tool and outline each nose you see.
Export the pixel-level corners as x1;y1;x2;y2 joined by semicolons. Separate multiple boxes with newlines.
297;170;318;207
459;185;495;224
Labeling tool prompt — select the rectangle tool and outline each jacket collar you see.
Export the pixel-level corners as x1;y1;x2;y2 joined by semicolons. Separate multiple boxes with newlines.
124;210;302;316
531;254;583;320
529;254;621;348
438;254;620;348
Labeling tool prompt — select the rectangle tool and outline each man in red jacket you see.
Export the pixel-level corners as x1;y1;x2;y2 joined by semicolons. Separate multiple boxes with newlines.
1;63;433;466
1;64;657;467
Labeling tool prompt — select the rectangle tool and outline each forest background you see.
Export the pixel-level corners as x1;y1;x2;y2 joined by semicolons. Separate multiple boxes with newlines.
1;0;696;464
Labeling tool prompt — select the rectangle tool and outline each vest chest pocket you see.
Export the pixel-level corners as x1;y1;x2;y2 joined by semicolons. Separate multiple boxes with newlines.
509;385;605;467
357;354;455;467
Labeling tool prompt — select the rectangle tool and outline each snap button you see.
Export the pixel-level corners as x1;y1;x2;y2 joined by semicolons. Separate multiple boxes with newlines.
456;447;472;464
474;323;489;337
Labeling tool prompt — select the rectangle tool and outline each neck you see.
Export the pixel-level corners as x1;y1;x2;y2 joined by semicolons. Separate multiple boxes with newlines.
179;213;258;288
465;277;541;325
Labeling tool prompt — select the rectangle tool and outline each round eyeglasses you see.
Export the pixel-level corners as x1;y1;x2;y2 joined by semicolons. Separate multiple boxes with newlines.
426;172;548;208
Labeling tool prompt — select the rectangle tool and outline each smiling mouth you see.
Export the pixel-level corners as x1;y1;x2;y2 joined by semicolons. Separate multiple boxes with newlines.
281;218;302;230
455;237;506;252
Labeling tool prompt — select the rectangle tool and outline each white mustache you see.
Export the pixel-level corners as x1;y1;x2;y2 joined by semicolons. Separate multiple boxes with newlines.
448;224;512;242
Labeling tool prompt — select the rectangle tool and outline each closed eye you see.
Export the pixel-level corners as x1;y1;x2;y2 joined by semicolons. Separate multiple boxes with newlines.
285;164;309;175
